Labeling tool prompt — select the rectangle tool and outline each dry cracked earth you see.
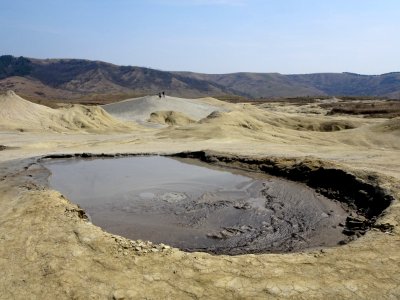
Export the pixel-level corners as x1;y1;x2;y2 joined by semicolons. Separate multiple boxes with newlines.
0;95;400;299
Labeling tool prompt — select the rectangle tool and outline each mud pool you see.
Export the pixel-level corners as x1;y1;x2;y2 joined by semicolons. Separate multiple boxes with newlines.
43;156;351;254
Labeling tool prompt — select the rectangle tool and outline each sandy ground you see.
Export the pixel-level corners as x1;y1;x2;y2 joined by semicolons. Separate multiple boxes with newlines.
0;92;400;299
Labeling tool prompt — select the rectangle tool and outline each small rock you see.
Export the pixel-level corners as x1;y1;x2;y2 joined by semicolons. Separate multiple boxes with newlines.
342;228;356;236
206;232;224;239
161;244;171;250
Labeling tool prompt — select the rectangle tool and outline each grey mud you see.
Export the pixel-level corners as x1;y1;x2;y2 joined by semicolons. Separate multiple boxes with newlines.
40;152;390;255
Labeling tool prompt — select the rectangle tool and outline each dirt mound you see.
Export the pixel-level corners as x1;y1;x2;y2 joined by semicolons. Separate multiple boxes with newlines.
203;110;223;119
0;90;54;131
244;106;363;132
201;107;359;132
200;111;266;130
316;120;357;131
55;104;137;132
292;119;358;132
159;110;278;141
0;91;136;132
102;95;228;125
149;111;195;126
372;117;400;134
160;105;375;143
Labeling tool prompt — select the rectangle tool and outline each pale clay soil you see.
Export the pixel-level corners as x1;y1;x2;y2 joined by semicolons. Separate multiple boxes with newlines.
0;92;399;299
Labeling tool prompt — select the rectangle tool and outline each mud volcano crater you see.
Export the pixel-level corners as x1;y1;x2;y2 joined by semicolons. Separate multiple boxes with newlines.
41;151;394;255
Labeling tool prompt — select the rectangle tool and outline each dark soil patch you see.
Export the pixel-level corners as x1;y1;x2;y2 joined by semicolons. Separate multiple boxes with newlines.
321;100;400;118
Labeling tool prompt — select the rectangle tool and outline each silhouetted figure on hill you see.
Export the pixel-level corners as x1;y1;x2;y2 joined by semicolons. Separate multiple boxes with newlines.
158;93;162;99
162;91;165;98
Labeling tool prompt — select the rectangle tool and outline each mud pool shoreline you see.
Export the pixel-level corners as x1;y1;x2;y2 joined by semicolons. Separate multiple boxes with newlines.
42;155;352;254
35;151;395;255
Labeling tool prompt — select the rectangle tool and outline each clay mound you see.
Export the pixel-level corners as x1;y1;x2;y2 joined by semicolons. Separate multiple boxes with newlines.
314;120;357;132
102;95;228;125
149;111;195;126
204;110;223;119
0;91;136;133
161;109;294;141
200;111;266;131
289;119;358;132
372;117;400;134
213;106;359;132
0;90;54;124
245;108;362;132
162;104;373;142
55;104;137;132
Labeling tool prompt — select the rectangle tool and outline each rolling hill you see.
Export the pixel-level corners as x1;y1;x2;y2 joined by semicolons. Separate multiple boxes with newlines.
176;71;400;99
0;55;399;102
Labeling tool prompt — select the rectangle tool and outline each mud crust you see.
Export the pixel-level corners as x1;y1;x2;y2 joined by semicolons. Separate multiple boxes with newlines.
169;151;395;239
171;151;393;217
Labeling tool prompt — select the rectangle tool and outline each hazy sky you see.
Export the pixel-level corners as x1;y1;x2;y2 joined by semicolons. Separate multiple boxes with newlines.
1;0;399;74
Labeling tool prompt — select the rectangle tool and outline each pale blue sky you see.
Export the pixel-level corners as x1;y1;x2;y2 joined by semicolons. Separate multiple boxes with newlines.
1;0;399;74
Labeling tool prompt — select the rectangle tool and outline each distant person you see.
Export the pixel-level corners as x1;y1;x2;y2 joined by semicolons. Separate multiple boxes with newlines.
162;91;165;98
158;92;162;99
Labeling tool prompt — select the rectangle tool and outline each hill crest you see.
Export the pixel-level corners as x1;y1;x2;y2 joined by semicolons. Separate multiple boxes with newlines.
0;55;399;101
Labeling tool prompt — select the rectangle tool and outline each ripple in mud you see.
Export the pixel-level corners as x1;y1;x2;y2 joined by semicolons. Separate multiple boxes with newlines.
43;156;352;255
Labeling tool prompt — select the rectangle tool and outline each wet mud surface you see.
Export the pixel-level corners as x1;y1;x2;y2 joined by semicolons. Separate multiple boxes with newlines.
43;155;353;255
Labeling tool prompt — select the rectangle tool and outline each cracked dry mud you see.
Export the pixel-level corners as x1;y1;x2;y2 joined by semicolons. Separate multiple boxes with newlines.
0;149;399;299
0;95;400;299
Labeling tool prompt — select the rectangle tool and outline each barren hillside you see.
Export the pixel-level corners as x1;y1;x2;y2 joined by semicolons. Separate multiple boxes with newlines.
1;55;399;102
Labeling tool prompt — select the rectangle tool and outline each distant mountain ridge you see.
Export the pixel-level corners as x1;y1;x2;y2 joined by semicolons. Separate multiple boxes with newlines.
0;55;399;101
175;71;400;99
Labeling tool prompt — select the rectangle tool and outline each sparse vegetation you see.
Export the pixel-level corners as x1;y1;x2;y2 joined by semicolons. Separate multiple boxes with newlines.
0;55;32;79
213;95;249;103
322;100;400;118
1;55;399;103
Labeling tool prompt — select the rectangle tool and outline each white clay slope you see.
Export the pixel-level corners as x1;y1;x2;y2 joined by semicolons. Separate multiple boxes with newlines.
102;95;229;124
0;91;136;132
